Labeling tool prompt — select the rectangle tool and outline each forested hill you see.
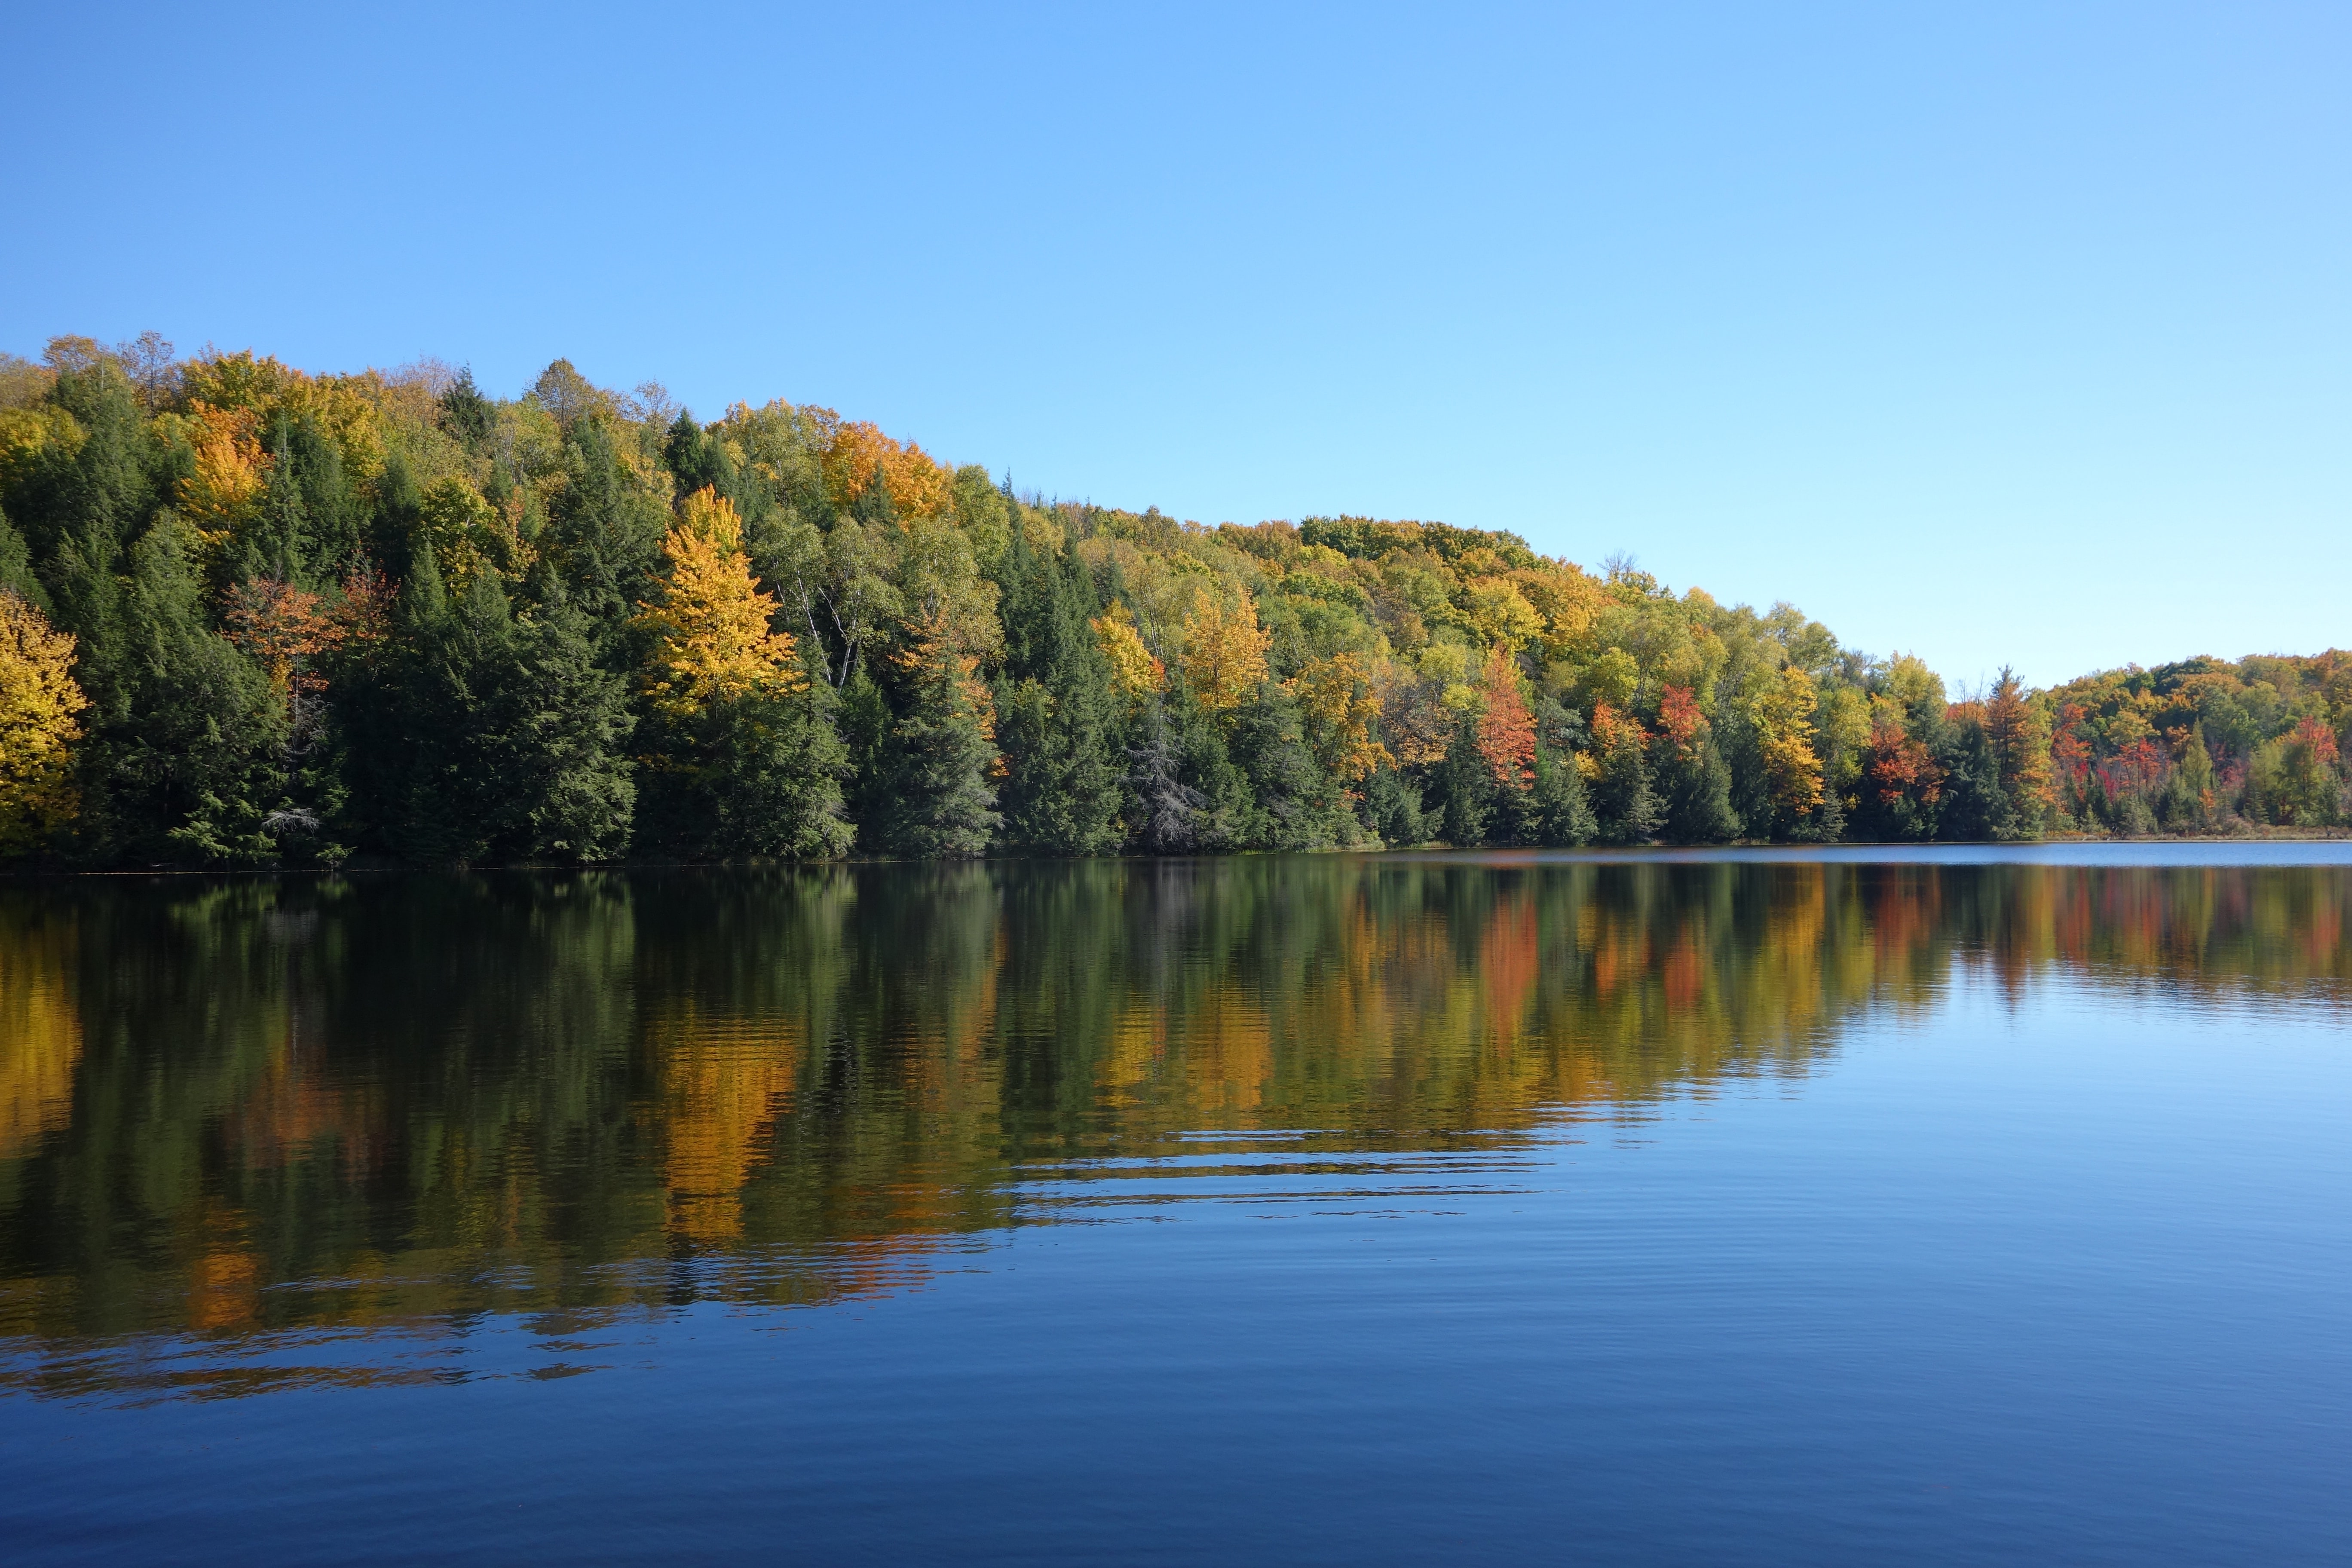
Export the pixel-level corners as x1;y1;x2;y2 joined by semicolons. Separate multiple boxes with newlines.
1;338;2345;867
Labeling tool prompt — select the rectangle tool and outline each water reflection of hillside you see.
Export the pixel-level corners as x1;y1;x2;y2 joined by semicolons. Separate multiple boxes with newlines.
2;859;2346;1397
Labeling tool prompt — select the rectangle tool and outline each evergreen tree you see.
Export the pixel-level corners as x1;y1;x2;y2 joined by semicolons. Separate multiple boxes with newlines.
83;519;285;864
1437;720;1495;846
349;560;634;863
1125;698;1207;851
1363;764;1432;846
836;667;894;830
481;587;638;860
544;416;665;650
1935;722;2017;841
241;417;309;583
1531;744;1598;845
1657;732;1740;842
663;411;739;504
1590;712;1662;845
0;505;46;609
1231;682;1349;848
1175;690;1264;849
368;452;427;585
683;656;854;859
437;367;496;450
990;512;1123;853
289;414;359;572
879;616;1001;857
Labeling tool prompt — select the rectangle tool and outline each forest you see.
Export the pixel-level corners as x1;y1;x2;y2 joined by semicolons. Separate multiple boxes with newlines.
1;334;2346;867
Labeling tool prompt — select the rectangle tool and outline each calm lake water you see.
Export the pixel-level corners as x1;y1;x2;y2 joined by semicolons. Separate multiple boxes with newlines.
3;847;2349;1564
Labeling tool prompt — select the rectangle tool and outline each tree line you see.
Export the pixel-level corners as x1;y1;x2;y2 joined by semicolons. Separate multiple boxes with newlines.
1;335;2345;865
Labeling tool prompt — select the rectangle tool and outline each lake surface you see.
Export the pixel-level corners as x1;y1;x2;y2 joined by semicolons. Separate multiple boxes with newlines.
3;848;2349;1564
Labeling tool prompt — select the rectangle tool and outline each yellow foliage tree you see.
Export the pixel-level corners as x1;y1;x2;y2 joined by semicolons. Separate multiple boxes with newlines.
1288;652;1393;784
1462;578;1543;653
169;401;270;563
0;591;89;854
0;405;86;492
636;489;803;719
419;475;521;593
1752;665;1825;821
1179;588;1271;714
1092;599;1164;705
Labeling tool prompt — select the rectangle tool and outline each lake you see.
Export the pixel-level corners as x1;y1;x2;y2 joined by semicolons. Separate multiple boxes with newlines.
3;847;2349;1564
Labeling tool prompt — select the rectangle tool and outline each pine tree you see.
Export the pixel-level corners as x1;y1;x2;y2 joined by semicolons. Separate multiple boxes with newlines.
879;612;1001;857
991;514;1122;853
1124;698;1206;851
0;505;46;609
484;587;637;860
1531;744;1598;845
1437;719;1494;846
91;519;285;865
349;560;634;864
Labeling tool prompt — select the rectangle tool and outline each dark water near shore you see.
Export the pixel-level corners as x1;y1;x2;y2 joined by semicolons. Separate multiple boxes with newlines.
3;847;2349;1563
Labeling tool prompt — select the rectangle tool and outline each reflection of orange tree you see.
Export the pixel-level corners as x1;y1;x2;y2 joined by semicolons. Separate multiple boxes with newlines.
5;860;2351;1396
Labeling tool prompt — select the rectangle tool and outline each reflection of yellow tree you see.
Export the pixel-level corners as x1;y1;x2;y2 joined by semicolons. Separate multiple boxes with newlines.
651;1008;799;1246
0;902;78;1160
7;860;2352;1398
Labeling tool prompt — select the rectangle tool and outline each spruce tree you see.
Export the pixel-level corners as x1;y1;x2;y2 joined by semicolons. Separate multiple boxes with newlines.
1363;764;1431;846
95;519;284;864
484;586;637;861
1437;721;1494;846
1531;744;1598;845
1591;723;1662;845
1658;732;1740;842
0;505;45;609
990;514;1122;853
1231;683;1347;848
879;622;1001;857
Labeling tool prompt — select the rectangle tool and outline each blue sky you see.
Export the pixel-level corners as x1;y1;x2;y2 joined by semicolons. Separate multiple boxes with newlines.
5;2;2344;687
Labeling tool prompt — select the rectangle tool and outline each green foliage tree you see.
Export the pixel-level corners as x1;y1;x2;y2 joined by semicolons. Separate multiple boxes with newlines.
878;616;1001;857
990;513;1122;854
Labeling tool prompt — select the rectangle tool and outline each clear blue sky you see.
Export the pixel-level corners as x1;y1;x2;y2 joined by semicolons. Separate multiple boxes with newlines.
6;2;2344;687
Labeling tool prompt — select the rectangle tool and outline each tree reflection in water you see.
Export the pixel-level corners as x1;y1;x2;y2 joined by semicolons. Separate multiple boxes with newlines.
1;855;2346;1397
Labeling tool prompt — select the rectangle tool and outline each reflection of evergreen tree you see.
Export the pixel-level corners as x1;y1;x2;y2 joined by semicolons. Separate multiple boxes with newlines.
5;860;2349;1393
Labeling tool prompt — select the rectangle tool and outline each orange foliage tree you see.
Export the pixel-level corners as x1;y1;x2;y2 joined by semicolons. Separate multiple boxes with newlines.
1473;645;1536;789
